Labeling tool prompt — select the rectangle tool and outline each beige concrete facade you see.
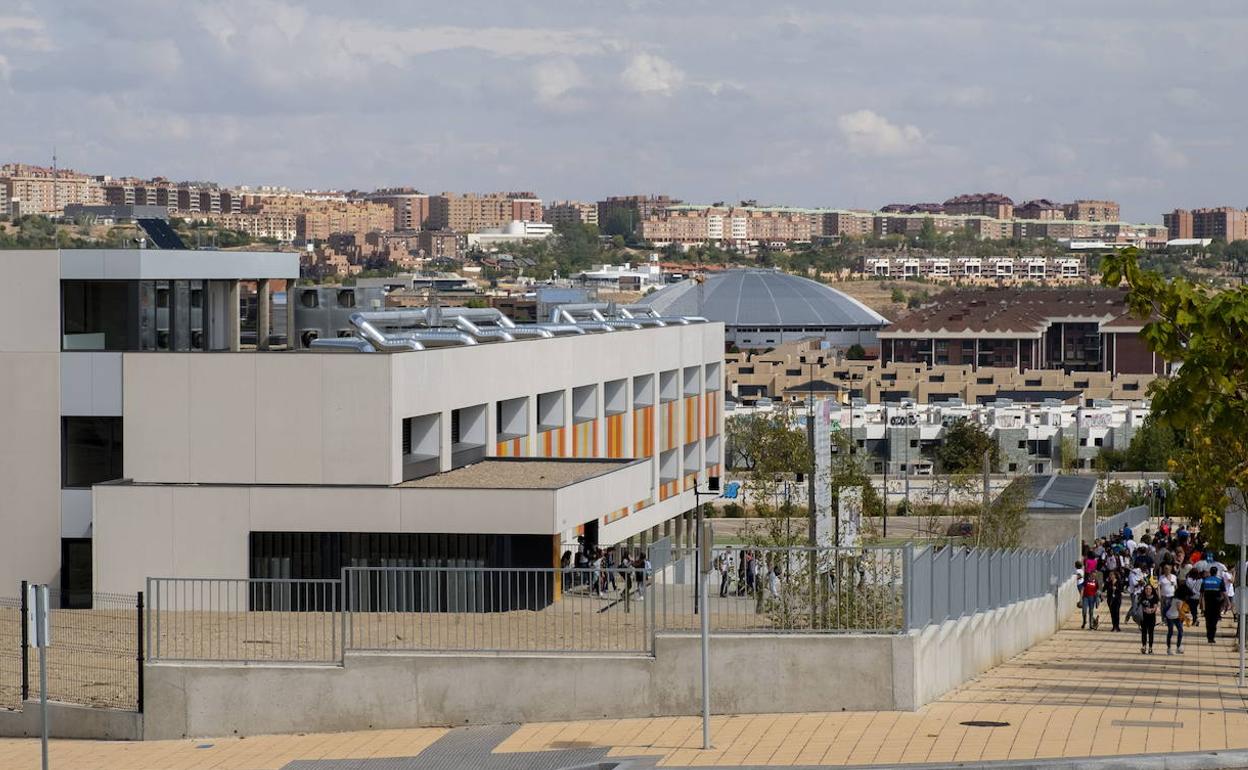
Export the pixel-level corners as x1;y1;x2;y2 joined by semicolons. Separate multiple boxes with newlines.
0;249;298;592
97;321;724;592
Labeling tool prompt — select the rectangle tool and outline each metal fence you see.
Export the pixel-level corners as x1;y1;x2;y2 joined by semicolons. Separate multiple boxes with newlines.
3;587;143;712
146;578;342;663
904;538;1077;630
657;546;906;634
1096;504;1151;539
145;539;1078;663
344;567;654;654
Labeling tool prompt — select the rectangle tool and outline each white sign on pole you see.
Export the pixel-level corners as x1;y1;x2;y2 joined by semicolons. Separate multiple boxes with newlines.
813;398;835;548
26;584;49;648
1226;491;1248;546
839;487;863;549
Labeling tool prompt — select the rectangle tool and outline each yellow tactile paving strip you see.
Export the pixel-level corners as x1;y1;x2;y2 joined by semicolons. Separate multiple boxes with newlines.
0;727;445;770
496;614;1248;766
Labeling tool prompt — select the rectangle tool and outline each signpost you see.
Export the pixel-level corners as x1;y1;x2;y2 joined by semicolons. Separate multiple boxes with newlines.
26;584;50;770
1224;492;1247;686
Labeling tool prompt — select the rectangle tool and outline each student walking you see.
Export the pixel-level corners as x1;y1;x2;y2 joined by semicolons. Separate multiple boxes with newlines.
1104;571;1124;632
1081;572;1099;629
1201;568;1226;644
717;546;735;598
1138;583;1160;654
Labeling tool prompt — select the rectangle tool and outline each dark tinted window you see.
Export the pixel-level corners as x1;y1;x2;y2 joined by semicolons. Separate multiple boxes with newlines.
62;417;123;488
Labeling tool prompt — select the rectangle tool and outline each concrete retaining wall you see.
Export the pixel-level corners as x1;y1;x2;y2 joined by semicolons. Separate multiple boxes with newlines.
142;579;1080;740
901;576;1079;708
0;701;142;740
144;634;900;740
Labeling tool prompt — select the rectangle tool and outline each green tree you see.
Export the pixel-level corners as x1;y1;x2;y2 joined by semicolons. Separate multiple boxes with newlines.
845;343;867;361
890;287;906;303
978;477;1028;549
1123;415;1181;472
1101;247;1248;545
934;418;999;473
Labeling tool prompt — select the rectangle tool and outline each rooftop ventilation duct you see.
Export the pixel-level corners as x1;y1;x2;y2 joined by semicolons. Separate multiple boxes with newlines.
309;337;385;352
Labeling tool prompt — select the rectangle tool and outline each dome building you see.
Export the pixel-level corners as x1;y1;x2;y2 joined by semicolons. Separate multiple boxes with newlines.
637;268;888;350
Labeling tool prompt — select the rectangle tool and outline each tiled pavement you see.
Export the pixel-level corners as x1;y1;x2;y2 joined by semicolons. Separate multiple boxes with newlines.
1;612;1246;769
496;613;1248;766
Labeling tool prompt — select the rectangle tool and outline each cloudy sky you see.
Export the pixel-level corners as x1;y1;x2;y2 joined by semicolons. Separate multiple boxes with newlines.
1;0;1244;221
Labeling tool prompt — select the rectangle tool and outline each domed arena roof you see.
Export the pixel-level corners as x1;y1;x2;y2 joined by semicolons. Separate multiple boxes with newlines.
637;269;888;328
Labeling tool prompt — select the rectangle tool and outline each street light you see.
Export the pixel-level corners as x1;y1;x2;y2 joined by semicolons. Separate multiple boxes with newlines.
690;480;719;750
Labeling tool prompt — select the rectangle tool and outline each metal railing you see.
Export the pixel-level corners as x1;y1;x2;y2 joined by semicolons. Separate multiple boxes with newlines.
146;578;342;663
904;538;1077;630
145;538;1077;663
657;546;906;634
343;567;653;654
1096;504;1151;539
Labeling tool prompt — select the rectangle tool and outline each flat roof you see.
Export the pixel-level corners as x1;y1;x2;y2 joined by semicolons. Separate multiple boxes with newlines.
399;459;635;489
881;288;1127;337
59;248;299;281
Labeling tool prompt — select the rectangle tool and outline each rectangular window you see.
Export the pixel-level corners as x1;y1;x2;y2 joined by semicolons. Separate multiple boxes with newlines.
62;416;123;488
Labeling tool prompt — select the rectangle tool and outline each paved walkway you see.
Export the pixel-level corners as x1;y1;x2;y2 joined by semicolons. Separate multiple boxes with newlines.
494;613;1248;766
1;613;1245;769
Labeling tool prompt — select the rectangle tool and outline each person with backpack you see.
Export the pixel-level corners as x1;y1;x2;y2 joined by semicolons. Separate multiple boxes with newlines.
1138;583;1160;654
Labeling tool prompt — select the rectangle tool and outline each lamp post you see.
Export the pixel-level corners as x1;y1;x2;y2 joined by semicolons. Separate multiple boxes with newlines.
690;481;720;750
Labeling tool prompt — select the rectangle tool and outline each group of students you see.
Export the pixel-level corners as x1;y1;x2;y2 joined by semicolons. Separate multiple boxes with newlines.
563;545;652;598
1076;518;1238;655
714;546;783;599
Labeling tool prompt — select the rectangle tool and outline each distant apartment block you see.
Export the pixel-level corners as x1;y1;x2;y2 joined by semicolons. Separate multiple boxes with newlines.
727;338;1157;408
428;192;542;232
1063;200;1120;222
641;205;820;246
942;192;1015;219
364;188;432;230
207;212;298;243
1;163;103;216
879;288;1174;376
544;200;599;227
863;255;1085;282
597;195;676;234
1164;207;1248;242
1014;199;1065;220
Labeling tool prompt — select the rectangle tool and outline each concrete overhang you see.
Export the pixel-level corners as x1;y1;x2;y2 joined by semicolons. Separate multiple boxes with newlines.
59;249;299;281
94;458;654;537
397;458;653;533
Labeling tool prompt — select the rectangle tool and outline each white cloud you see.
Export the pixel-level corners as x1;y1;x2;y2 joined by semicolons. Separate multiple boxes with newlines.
620;52;684;95
531;58;587;105
837;110;925;156
1149;132;1189;170
0;53;9;82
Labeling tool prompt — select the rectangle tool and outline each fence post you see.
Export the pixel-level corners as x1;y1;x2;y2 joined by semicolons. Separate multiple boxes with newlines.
19;580;28;703
902;544;913;631
136;591;145;712
340;568;350;664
